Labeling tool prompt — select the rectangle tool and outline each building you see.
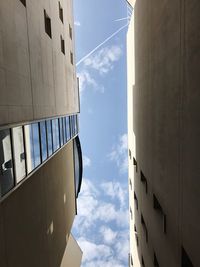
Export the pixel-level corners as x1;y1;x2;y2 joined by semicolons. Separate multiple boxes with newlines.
127;0;200;266
0;0;83;266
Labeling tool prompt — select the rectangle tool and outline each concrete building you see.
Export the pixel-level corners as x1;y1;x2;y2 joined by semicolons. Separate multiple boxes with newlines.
127;0;200;266
0;0;82;266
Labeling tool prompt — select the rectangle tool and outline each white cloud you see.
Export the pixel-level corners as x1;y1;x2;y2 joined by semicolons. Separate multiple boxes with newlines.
108;133;128;173
83;155;91;168
84;45;122;75
101;181;127;208
77;70;104;94
100;226;117;244
74;20;81;26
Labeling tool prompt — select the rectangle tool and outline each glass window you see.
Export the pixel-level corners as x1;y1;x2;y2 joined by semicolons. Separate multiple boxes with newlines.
65;117;70;141
24;123;41;173
59;118;64;146
39;121;47;162
12;127;26;183
63;117;66;143
52;119;60;152
0;129;14;196
46;120;53;156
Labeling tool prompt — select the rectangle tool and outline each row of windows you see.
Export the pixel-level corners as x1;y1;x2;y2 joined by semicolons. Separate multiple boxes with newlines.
19;0;74;63
0;114;79;198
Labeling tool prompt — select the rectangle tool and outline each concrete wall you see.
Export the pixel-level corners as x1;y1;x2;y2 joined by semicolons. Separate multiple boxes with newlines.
61;234;83;267
0;141;78;267
128;0;200;266
0;0;78;126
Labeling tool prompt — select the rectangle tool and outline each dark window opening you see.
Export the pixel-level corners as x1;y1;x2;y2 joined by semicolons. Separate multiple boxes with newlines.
60;35;65;54
141;214;148;242
141;171;148;193
182;247;194;267
142;256;145;267
134;191;138;210
129;178;132;190
20;0;26;7
154;253;159;267
133;157;138;172
134;225;139;247
69;24;73;39
130;207;133;220
44;10;52;38
70;51;74;64
130;254;133;266
129;149;132;159
59;2;64;23
153;194;167;233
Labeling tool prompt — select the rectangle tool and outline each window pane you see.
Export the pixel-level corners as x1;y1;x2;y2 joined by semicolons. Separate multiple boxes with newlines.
52;119;60;152
65;117;70;141
12;127;26;183
40;121;47;161
0;129;14;196
59;118;64;146
46;120;53;156
32;123;41;168
24;125;34;173
63;117;66;143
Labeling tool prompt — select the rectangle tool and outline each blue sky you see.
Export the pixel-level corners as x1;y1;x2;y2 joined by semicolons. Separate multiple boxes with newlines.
72;1;131;266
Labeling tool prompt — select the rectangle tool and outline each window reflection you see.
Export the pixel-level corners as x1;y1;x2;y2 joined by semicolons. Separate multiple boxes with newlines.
59;118;64;146
52;119;60;152
62;117;67;143
12;127;26;183
25;123;41;173
40;121;47;161
46;120;53;156
65;117;70;141
0;130;14;196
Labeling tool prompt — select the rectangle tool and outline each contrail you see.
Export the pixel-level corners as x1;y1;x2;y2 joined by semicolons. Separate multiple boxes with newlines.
76;23;128;67
114;17;128;22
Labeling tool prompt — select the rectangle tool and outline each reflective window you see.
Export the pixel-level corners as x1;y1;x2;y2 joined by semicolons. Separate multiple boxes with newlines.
25;123;41;173
59;118;64;146
65;117;70;141
39;121;47;161
12;127;26;183
52;119;60;152
62;117;67;143
0;130;14;196
46;120;53;156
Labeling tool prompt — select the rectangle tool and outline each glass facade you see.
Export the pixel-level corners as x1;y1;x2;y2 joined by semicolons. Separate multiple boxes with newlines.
0;114;79;198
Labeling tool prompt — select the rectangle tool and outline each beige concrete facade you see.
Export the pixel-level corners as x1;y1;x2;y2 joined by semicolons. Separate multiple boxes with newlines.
0;0;79;126
128;0;200;266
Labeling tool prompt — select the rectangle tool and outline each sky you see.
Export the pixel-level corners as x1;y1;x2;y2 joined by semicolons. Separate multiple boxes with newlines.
72;1;132;266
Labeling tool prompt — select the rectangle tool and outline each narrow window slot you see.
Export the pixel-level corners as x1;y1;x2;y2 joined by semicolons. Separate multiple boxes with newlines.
154;253;159;267
142;256;145;267
134;192;138;210
20;0;26;7
44;10;52;38
60;35;65;54
153;194;167;233
70;51;74;64
69;24;73;39
59;2;64;23
182;247;194;267
141;171;148;193
141;214;148;242
133;157;138;172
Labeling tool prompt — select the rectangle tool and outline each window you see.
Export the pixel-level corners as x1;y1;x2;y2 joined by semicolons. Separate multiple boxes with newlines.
133;157;138;172
59;118;64;146
141;214;148;242
39;121;47;162
25;123;41;173
62;117;67;143
60;35;65;54
130;254;133;266
154;253;159;267
130;207;133;220
182;247;194;267
0;130;14;196
142;256;145;267
44;10;52;38
12;127;26;183
59;2;63;23
141;171;148;193
129;149;132;159
70;51;74;64
52;119;60;152
134;224;139;247
19;0;26;7
129;178;132;190
134;191;138;210
65;116;70;141
153;194;167;233
46;120;53;156
69;24;72;39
